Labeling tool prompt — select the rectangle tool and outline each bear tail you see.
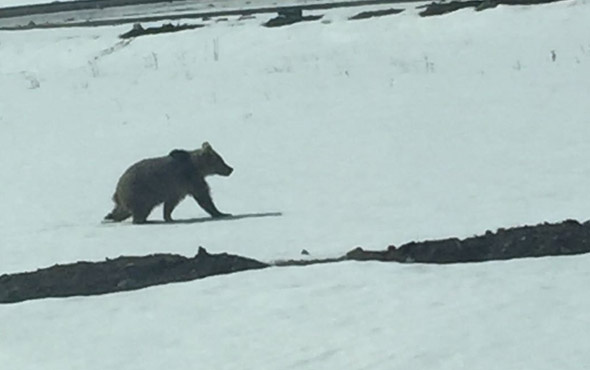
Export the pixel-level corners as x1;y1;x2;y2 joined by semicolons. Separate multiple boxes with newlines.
104;205;132;222
105;193;131;222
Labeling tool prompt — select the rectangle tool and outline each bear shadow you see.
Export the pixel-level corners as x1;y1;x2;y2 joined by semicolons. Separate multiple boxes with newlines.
143;212;283;225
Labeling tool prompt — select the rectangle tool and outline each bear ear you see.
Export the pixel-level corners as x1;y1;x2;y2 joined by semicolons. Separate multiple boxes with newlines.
169;149;191;161
202;142;212;151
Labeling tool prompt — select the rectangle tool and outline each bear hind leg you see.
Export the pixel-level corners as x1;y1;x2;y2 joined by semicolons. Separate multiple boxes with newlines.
163;197;182;222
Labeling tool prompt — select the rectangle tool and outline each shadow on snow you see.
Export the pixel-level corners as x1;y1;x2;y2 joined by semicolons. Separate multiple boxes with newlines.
143;211;283;225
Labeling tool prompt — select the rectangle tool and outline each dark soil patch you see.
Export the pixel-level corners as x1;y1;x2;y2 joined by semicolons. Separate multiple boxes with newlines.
419;0;565;17
346;219;590;263
349;8;405;20
418;1;481;16
0;247;268;304
119;22;204;39
3;219;590;304
263;8;323;28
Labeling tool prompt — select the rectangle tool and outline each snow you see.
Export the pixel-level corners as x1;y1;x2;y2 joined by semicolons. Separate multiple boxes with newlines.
0;0;292;7
0;0;276;29
2;258;590;369
2;0;59;6
1;0;590;368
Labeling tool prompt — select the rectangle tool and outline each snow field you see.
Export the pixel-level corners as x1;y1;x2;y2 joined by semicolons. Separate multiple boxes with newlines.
1;256;590;369
1;1;590;368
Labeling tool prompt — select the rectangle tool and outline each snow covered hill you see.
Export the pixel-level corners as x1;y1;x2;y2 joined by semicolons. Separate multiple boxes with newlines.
0;0;423;29
1;1;590;368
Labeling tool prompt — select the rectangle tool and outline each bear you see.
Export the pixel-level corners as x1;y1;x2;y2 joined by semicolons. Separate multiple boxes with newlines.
104;142;233;224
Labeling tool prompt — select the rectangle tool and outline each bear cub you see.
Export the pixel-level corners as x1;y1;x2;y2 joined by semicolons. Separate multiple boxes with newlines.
105;142;233;224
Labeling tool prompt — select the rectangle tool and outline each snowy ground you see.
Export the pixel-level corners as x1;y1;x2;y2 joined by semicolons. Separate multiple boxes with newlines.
2;257;590;369
0;0;343;6
3;0;65;6
0;0;423;29
1;0;590;368
1;0;301;29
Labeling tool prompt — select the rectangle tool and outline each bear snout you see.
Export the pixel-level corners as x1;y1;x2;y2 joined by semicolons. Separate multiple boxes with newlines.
222;166;234;176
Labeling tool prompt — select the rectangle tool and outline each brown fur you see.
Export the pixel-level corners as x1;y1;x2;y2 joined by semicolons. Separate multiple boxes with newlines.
105;142;233;224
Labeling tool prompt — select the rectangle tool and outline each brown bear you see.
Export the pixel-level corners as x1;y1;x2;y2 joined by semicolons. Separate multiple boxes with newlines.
104;142;233;224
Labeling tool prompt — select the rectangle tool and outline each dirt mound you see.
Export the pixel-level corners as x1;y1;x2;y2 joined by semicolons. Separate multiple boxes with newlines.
2;220;590;304
0;247;268;304
419;0;565;17
349;8;404;20
263;8;323;27
119;23;204;39
347;219;590;263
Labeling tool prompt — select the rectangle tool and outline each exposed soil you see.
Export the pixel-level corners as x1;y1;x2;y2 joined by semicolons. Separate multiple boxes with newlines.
119;23;204;39
349;8;405;20
419;0;565;17
0;247;268;304
346;219;590;263
2;219;590;304
263;8;323;27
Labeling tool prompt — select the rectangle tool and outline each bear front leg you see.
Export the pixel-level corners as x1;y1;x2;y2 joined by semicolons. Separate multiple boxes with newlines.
164;197;182;222
192;189;230;218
